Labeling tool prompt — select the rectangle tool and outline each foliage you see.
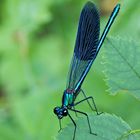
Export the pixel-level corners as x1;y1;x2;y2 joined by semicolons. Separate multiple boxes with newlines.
103;37;140;99
0;0;140;140
57;113;138;140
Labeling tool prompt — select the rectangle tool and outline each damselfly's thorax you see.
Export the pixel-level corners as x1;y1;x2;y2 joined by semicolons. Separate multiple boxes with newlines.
62;89;76;107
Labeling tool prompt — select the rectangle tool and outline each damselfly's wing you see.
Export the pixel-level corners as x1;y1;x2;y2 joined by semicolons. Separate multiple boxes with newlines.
66;2;100;90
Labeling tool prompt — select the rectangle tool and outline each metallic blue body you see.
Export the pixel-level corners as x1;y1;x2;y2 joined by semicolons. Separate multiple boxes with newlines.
54;2;120;140
62;91;75;107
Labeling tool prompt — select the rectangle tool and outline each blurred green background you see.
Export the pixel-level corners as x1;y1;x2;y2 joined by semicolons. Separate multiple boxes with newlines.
0;0;140;140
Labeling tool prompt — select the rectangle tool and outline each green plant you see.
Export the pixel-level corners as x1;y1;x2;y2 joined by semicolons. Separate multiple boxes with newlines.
0;0;140;140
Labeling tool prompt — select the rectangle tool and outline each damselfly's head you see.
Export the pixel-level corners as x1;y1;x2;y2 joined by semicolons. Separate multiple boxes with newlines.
54;106;68;119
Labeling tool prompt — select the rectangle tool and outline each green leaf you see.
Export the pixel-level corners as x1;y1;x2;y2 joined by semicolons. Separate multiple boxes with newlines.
56;113;137;140
103;37;140;99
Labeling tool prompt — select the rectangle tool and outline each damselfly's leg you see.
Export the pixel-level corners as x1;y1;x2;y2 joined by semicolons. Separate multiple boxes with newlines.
81;89;96;112
73;106;78;117
69;108;97;135
68;113;77;140
58;119;62;132
75;89;102;115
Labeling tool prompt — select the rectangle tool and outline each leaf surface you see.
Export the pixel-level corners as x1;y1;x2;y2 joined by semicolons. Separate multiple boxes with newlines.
103;37;140;99
57;113;137;140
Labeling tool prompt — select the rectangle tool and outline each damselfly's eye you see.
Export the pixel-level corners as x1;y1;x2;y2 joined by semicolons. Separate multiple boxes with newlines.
62;108;68;116
54;107;60;114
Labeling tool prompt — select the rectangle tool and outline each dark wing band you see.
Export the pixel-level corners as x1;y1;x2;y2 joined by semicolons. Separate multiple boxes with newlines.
67;2;100;90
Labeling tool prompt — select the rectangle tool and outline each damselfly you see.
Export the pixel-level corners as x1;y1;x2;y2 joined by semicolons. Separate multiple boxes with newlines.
54;1;120;140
